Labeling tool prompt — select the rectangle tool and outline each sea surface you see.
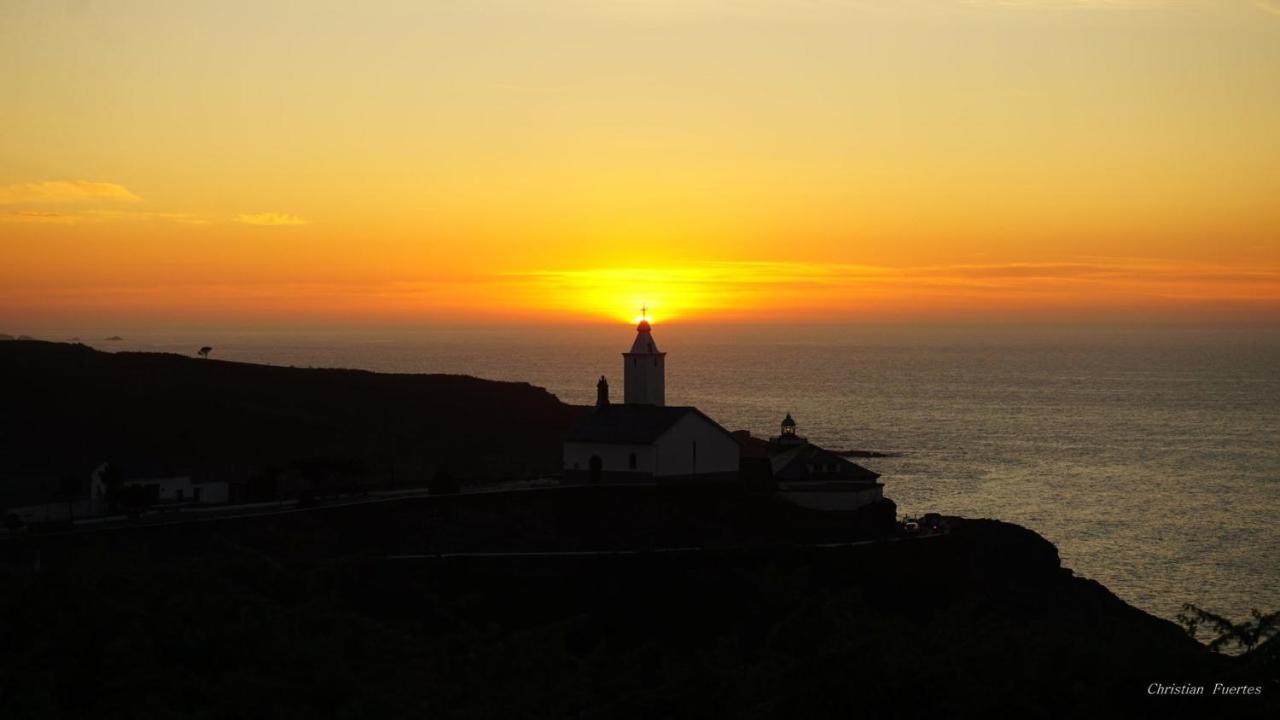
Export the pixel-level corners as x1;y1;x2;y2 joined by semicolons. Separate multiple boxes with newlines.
83;323;1280;626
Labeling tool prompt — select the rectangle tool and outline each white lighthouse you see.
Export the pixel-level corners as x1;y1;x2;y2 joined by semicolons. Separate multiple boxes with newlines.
623;313;665;406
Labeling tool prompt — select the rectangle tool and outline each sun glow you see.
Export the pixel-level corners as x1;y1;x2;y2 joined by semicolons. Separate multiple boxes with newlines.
500;260;1280;325
2;1;1280;333
508;267;726;324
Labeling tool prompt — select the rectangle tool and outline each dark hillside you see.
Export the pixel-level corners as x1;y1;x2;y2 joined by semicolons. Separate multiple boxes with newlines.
0;341;579;486
0;502;1272;719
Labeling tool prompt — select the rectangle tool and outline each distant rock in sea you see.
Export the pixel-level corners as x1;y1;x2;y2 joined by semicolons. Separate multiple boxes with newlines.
835;449;901;458
103;335;124;341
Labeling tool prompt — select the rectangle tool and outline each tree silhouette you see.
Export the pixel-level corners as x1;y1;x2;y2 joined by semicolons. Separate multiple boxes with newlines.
58;472;81;521
99;462;125;513
198;346;212;359
1176;603;1280;654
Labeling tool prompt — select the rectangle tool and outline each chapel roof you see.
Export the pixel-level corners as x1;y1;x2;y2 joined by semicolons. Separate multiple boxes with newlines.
564;404;728;445
770;443;881;483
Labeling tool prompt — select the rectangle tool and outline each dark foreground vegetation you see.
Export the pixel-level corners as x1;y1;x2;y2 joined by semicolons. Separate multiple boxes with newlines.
1;488;1275;720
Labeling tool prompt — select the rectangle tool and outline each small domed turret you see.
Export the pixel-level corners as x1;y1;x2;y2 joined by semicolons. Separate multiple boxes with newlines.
773;412;805;445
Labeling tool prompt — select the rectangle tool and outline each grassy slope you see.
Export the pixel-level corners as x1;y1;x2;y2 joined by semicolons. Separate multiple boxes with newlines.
0;341;580;485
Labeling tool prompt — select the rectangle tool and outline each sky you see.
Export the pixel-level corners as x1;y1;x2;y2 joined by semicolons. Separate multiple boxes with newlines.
2;0;1279;332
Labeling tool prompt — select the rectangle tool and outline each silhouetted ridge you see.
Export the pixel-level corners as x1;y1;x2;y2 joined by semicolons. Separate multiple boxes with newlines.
0;340;578;485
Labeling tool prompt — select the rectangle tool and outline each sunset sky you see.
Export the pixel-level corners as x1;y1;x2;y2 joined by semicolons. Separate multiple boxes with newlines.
3;0;1279;331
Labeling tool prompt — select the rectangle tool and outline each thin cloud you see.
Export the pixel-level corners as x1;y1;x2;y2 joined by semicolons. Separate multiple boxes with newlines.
0;210;79;224
1256;1;1280;16
92;210;210;225
11;259;1277;325
236;212;309;226
0;180;141;205
961;0;1280;16
0;209;207;225
962;0;1171;7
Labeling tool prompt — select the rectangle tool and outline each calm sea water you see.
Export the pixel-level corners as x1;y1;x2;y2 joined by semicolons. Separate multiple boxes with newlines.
86;324;1280;625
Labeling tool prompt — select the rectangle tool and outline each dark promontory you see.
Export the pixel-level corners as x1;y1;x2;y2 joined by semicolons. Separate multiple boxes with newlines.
0;341;1275;719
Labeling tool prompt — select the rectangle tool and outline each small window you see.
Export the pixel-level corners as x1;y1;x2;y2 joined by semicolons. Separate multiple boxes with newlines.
629;452;637;470
193;487;202;502
175;489;184;501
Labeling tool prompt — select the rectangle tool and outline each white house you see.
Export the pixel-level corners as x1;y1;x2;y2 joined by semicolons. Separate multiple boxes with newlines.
88;462;231;508
767;414;884;512
122;474;229;505
2;463;231;527
563;319;740;484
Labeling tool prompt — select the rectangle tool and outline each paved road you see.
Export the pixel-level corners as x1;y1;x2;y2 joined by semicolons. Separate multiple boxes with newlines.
3;484;942;553
0;483;575;539
386;530;947;561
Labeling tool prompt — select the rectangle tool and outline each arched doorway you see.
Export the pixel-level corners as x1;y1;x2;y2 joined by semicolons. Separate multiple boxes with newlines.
589;455;603;484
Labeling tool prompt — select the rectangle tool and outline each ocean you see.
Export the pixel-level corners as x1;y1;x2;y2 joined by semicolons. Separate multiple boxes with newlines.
84;323;1280;626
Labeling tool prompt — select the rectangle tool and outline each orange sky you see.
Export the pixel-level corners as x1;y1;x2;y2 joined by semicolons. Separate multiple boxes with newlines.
2;1;1279;333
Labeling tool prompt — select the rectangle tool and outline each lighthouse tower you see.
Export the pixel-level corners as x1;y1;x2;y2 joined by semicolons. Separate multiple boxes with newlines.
623;310;665;406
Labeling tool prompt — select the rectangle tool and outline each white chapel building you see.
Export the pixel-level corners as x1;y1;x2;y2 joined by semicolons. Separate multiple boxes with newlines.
562;318;740;484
